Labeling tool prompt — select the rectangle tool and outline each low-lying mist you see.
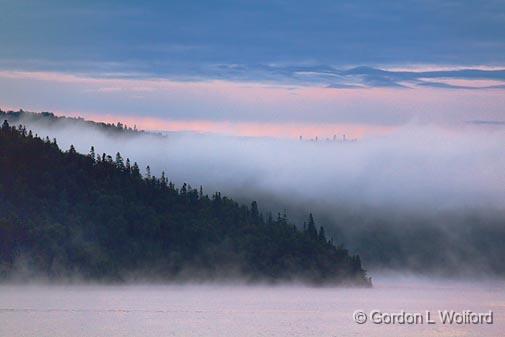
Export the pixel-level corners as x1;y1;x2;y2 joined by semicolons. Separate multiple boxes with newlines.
3;276;505;337
12;115;505;276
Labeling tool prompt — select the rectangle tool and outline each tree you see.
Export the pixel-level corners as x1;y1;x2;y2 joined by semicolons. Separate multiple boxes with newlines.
89;146;96;160
307;213;318;240
251;201;259;223
132;162;141;178
68;145;77;155
160;171;167;187
318;226;326;242
115;152;124;169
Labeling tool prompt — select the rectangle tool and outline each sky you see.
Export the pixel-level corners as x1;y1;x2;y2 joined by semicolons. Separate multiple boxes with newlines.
1;0;505;138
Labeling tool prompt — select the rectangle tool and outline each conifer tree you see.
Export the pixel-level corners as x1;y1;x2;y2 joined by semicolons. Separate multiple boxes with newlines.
89;146;96;160
161;171;167;187
132;162;141;178
115;152;124;169
68;144;77;154
307;213;318;240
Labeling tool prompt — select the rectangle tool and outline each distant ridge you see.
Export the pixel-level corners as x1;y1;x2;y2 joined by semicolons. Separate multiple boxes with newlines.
0;108;162;137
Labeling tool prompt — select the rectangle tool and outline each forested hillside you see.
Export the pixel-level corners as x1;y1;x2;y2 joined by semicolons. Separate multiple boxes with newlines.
0;120;370;285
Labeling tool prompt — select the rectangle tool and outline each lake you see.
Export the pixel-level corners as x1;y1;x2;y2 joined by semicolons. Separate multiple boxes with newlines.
1;276;504;337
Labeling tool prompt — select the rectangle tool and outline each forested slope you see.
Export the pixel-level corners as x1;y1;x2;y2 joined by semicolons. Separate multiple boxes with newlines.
0;120;370;285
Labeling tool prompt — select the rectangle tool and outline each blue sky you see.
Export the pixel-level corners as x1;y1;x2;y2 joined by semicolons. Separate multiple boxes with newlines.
1;0;504;136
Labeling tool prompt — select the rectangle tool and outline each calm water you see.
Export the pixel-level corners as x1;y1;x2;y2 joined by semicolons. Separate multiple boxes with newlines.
1;277;504;337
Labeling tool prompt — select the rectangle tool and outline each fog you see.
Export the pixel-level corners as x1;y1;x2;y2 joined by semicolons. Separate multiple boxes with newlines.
1;277;504;337
11;115;505;275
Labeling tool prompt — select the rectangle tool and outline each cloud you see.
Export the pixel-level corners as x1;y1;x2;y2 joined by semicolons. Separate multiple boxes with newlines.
337;66;505;89
1;69;505;128
153;64;505;90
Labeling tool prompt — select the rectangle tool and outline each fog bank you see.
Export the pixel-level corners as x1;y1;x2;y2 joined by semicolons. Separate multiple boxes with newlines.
11;115;505;275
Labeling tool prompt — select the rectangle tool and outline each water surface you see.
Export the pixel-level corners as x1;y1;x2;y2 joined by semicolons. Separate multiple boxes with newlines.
1;277;503;337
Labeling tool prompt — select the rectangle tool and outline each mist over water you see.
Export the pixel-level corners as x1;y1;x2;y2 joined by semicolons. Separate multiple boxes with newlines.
1;277;504;337
10;115;505;275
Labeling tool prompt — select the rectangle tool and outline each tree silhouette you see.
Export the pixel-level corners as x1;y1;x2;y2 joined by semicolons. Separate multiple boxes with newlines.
115;152;124;169
89;146;96;161
307;213;318;240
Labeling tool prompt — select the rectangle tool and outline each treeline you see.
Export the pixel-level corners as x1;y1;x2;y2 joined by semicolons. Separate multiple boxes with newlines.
0;121;370;285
